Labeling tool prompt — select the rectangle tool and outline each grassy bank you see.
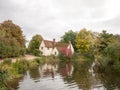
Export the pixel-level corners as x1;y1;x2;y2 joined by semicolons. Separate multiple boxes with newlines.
0;56;58;90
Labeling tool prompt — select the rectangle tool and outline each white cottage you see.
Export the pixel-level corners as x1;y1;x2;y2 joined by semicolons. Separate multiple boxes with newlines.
39;39;74;57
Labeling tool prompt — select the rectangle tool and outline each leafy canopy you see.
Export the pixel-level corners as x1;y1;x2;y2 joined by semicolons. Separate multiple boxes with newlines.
75;28;93;53
28;34;43;56
0;20;26;58
60;30;77;51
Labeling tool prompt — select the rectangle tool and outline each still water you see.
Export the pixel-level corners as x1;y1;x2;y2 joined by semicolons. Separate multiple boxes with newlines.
8;60;120;90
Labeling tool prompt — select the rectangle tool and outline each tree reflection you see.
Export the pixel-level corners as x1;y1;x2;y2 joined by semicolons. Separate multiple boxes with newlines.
29;67;41;80
96;70;120;90
72;61;92;90
58;60;92;90
7;77;24;90
58;60;73;77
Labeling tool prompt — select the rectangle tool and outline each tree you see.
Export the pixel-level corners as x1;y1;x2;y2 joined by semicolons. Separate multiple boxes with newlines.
0;20;25;46
105;41;120;60
0;20;26;58
94;31;120;72
28;34;43;56
60;30;77;51
97;37;120;71
75;28;93;53
95;30;115;54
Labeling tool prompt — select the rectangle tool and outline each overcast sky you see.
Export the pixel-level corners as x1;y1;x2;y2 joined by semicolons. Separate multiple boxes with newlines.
0;0;120;42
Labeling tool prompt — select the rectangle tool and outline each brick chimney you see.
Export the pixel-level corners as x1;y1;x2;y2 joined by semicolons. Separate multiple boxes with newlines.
53;38;56;47
53;38;55;42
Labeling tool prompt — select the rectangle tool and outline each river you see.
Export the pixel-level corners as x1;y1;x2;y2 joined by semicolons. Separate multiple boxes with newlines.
8;60;120;90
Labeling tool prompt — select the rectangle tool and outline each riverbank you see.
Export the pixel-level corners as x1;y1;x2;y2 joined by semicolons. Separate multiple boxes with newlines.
0;56;42;90
0;54;38;63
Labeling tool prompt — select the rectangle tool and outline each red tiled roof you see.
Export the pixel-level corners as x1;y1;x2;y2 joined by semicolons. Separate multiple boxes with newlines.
44;40;56;48
43;40;68;49
56;43;69;52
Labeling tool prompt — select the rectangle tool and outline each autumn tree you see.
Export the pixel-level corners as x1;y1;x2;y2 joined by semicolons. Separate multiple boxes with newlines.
95;30;115;54
60;30;77;51
75;28;93;53
0;20;26;58
28;34;43;56
95;31;120;72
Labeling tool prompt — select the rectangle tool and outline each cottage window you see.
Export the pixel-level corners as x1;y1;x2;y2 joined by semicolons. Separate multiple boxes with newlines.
41;47;43;50
41;51;43;55
55;52;57;55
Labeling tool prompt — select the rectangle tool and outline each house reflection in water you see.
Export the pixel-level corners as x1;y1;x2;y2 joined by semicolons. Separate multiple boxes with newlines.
30;62;74;79
39;64;58;78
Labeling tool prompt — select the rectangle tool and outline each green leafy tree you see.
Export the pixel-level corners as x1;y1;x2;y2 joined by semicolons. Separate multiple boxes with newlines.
0;20;25;46
0;20;26;58
105;41;120;60
95;30;115;54
115;34;120;42
28;34;43;56
94;31;120;72
60;30;77;51
104;35;120;71
75;28;93;53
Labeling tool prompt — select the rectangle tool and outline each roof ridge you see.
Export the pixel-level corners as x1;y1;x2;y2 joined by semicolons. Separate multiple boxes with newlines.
44;39;53;42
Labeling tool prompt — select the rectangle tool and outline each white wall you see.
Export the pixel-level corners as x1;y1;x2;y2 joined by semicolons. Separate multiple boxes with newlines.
67;43;74;54
39;41;45;55
39;41;44;51
39;40;53;56
44;47;53;56
52;47;59;56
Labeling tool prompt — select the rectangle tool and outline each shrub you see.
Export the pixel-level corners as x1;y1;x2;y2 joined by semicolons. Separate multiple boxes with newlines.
28;60;39;69
12;59;28;74
34;57;41;64
0;64;14;90
58;52;67;60
3;58;12;65
33;49;40;56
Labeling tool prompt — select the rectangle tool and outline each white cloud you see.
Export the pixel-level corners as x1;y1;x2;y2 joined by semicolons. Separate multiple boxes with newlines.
0;0;120;41
52;0;120;22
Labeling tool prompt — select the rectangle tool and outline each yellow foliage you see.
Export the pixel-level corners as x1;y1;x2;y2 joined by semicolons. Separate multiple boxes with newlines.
75;28;93;53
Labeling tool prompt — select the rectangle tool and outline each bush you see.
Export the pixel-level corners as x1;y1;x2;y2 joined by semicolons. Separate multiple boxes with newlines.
0;64;14;90
58;53;65;60
33;49;40;56
3;58;12;65
28;60;39;69
34;57;41;64
12;59;28;74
